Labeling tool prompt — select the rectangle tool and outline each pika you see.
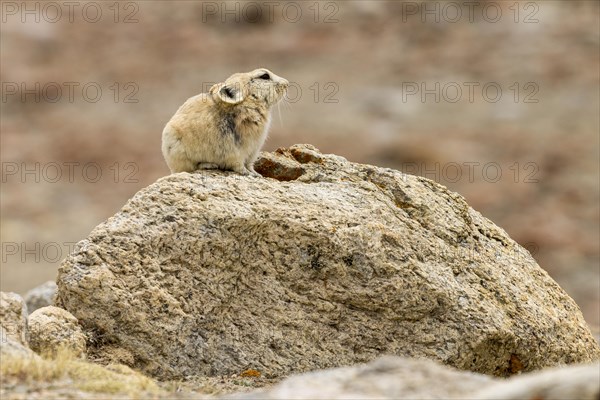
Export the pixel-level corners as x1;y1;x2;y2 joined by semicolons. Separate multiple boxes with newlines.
162;68;289;176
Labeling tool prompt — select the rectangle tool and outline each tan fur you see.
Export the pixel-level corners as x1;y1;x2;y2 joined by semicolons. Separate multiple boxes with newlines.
162;68;288;175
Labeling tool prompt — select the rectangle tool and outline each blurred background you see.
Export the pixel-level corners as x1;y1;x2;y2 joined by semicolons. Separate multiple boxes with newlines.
1;1;598;327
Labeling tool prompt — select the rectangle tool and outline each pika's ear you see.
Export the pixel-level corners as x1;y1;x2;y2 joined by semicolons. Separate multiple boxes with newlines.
210;82;244;104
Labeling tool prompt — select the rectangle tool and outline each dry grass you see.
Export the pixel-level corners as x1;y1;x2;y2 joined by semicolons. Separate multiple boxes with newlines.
0;347;273;398
1;347;160;397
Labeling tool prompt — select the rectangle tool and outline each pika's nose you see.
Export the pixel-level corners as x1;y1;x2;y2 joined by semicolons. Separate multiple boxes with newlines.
280;78;289;87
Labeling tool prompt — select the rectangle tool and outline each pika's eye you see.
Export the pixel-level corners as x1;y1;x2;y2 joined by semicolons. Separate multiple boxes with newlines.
258;73;270;80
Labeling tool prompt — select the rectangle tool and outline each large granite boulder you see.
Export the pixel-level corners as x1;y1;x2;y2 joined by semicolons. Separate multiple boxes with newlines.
56;144;600;379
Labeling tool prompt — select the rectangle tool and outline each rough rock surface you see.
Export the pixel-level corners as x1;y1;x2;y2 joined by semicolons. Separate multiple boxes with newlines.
0;292;28;346
0;328;37;359
28;306;86;357
0;292;36;358
233;356;600;400
233;356;493;399
24;281;57;313
56;144;600;379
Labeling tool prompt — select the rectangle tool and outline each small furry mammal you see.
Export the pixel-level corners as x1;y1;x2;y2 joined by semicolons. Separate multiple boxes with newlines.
162;68;289;176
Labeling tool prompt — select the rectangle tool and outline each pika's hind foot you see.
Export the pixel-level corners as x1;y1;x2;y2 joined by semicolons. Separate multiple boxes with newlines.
230;164;262;177
196;162;220;171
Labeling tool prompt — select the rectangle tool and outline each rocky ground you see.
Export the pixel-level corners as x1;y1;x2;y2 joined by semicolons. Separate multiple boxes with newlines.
1;1;598;328
1;146;599;399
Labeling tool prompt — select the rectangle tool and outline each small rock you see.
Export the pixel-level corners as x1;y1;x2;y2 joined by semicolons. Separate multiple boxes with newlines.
473;362;600;400
24;281;57;313
0;291;28;346
28;306;86;358
288;143;324;164
0;326;37;358
254;150;305;181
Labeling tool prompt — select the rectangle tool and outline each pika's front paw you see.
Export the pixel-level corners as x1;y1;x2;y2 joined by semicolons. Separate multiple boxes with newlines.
246;166;262;177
